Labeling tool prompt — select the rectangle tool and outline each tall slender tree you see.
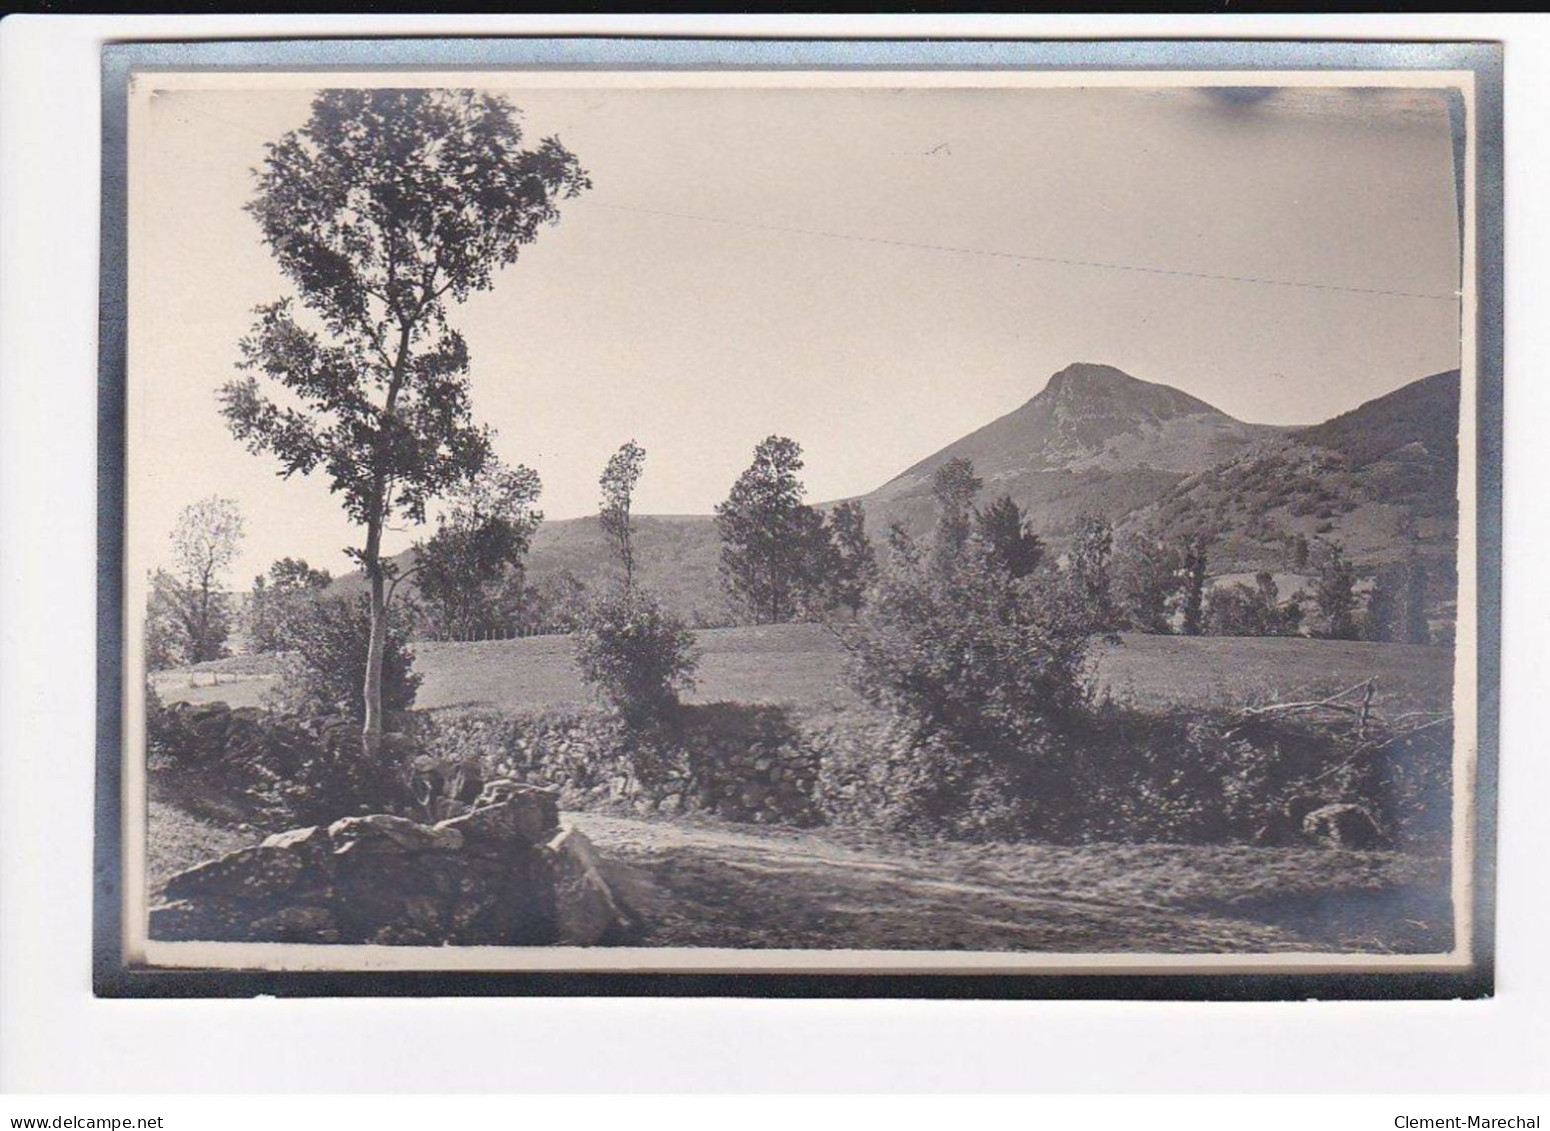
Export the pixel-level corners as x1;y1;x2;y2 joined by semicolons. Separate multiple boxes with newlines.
1313;538;1361;640
824;499;877;614
599;440;647;592
930;457;983;563
220;89;589;757
1065;513;1117;632
1178;533;1211;637
1403;556;1431;645
1114;528;1178;634
1361;565;1402;643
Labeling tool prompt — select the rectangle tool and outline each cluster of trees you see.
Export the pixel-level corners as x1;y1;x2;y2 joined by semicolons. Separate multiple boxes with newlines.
708;440;1427;646
140;495;424;720
1203;572;1304;638
247;556;333;652
411;462;544;642
1196;539;1429;643
836;461;1106;838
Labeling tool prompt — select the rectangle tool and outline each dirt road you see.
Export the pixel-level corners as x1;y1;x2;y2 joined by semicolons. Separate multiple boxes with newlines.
571;811;1451;954
146;787;1450;955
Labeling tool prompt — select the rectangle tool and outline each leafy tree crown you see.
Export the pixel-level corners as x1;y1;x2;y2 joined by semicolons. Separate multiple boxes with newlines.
220;88;590;540
714;435;832;623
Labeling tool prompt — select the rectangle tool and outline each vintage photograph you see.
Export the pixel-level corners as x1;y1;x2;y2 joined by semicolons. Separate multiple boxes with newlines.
116;62;1485;978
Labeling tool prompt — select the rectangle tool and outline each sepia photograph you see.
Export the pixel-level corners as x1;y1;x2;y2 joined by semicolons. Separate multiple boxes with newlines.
102;45;1498;991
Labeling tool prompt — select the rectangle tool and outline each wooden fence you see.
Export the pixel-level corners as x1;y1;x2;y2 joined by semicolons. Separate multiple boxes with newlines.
421;625;573;644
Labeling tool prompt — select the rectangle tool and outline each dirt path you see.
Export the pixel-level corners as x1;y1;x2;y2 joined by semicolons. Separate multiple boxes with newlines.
569;811;1449;954
145;784;1450;954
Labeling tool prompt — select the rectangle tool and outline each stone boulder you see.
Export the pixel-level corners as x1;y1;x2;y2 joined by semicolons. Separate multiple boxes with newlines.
330;813;464;854
1303;802;1383;849
162;843;309;904
547;827;637;946
149;782;634;948
436;782;559;855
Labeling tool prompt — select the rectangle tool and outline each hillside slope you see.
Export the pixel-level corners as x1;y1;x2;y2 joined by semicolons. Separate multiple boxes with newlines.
525;514;729;624
1128;369;1460;575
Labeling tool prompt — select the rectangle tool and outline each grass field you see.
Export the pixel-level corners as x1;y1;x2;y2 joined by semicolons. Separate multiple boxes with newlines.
155;624;1454;720
1092;632;1452;716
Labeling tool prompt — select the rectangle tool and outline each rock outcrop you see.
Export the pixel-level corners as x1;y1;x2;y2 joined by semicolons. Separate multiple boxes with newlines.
149;781;636;947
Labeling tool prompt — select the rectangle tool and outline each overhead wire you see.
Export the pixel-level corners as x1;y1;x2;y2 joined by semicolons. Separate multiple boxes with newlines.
573;199;1461;303
165;97;1461;304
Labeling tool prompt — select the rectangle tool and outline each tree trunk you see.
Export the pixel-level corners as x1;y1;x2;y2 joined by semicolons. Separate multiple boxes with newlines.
362;320;414;759
621;509;634;594
362;518;386;760
196;578;212;662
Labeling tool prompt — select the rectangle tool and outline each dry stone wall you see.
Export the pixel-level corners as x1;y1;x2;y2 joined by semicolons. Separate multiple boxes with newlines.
418;706;822;828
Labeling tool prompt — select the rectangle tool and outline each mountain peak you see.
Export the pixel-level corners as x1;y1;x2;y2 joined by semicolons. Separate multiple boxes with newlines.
1044;361;1145;392
869;362;1273;509
1036;362;1226;422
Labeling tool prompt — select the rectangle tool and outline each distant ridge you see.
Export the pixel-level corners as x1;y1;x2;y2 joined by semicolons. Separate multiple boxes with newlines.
1135;368;1460;574
343;364;1460;622
1293;369;1460;471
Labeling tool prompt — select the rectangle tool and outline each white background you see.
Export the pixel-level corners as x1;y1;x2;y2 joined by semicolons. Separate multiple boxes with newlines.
2;13;1546;1096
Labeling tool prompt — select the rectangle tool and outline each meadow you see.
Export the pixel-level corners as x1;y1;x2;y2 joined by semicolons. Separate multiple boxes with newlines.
155;624;1455;721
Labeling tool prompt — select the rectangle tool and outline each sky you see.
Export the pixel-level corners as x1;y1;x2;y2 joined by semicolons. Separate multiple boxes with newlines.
128;78;1463;584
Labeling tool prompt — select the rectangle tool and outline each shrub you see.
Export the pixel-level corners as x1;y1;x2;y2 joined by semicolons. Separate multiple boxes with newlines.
836;536;1096;838
809;716;1037;839
267;593;421;722
572;588;701;727
847;540;1092;750
806;697;1453;848
1059;698;1453;849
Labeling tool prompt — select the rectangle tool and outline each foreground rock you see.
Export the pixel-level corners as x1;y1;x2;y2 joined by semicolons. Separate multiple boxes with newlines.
149;781;637;947
1302;802;1383;850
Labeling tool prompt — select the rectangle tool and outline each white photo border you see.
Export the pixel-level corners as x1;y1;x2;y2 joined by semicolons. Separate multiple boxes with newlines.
95;35;1503;998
